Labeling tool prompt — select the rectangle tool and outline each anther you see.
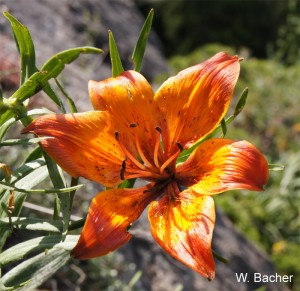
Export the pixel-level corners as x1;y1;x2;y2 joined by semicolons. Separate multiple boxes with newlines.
130;123;137;128
120;167;125;180
121;159;126;170
114;131;119;141
176;142;184;152
155;126;162;133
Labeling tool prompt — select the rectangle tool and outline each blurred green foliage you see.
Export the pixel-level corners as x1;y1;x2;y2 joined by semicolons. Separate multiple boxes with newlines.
137;0;300;64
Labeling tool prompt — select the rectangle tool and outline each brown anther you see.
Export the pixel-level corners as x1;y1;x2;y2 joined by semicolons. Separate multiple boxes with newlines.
130;123;137;128
121;159;126;170
176;142;184;152
155;126;162;133
120;167;125;180
114;131;119;141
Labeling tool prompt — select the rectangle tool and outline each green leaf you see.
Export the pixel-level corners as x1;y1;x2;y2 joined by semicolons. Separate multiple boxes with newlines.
109;30;124;77
212;250;228;264
55;78;78;113
0;116;16;142
27;108;55;116
132;9;154;72
43;82;67;111
22;146;43;164
118;178;136;189
43;153;71;237
234;87;248;117
0;245;73;289
0;159;46;251
0;110;14;128
268;163;285;171
0;235;79;267
0;217;84;233
0;137;52;146
0;180;82;194
220;118;227;137
4;12;36;84
0;217;63;233
9;47;103;103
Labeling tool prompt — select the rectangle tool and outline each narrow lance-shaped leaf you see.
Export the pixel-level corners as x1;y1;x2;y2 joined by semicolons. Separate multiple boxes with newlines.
0;161;47;219
0;217;63;233
22;146;43;166
118;178;136;189
109;30;124;77
0;235;79;266
268;164;285;171
0;247;72;289
132;9;154;72
220;118;227;137
0;217;84;233
0;180;82;194
0;137;52;146
234;87;248;117
4;12;36;84
0;160;46;251
8;47;103;103
55;78;78;113
43;83;67;112
43;153;70;237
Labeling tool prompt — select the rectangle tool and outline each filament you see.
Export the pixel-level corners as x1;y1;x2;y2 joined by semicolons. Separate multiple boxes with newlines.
117;136;146;171
160;149;180;175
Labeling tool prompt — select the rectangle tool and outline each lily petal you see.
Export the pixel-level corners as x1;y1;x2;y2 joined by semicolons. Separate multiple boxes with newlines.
149;184;215;279
154;52;240;155
177;139;269;195
72;185;157;259
22;111;124;187
89;70;163;162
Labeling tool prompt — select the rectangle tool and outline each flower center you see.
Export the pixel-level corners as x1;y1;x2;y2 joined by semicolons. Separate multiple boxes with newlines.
114;124;182;183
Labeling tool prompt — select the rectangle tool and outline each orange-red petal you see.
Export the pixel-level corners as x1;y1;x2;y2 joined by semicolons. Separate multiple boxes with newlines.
154;52;240;155
177;139;269;195
22;111;124;187
71;185;158;259
148;184;215;279
89;71;163;163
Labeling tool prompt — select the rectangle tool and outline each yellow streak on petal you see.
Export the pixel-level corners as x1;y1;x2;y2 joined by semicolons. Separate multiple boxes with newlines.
177;139;269;195
149;186;215;279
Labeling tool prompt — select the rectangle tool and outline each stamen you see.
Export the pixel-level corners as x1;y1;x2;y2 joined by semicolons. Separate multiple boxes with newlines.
155;126;162;133
114;131;119;141
176;142;184;152
120;167;125;180
153;130;161;168
160;149;180;175
121;159;126;170
124;169;162;180
134;133;154;169
117;135;146;171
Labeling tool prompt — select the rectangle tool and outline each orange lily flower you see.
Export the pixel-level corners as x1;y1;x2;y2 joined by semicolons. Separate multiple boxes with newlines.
22;52;268;280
